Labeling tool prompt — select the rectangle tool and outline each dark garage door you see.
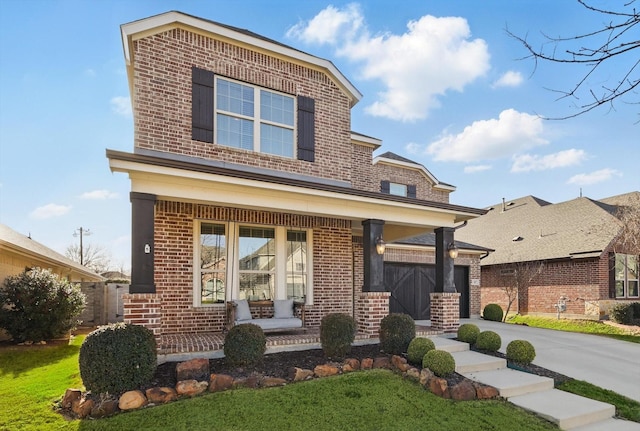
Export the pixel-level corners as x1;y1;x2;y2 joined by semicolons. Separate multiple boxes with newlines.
384;263;469;320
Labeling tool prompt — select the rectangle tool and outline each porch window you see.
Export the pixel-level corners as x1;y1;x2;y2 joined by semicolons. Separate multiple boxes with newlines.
615;254;639;298
194;221;312;306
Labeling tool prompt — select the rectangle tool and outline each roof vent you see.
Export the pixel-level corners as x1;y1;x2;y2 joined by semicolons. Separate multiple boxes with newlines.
512;236;523;242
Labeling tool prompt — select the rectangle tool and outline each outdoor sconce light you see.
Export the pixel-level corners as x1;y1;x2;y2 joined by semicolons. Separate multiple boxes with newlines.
448;243;459;259
375;236;386;255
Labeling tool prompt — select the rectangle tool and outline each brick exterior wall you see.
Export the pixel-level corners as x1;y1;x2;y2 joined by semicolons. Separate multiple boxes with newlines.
430;292;460;333
351;143;376;192
356;291;391;337
373;162;449;203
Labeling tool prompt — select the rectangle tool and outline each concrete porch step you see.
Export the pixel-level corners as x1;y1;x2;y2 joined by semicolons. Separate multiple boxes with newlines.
430;336;469;353
461;367;554;398
509;389;615;430
571;418;640;431
451;349;506;373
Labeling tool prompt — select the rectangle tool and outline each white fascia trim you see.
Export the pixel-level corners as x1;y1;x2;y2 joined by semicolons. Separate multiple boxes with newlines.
121;11;362;104
372;156;456;192
351;133;382;149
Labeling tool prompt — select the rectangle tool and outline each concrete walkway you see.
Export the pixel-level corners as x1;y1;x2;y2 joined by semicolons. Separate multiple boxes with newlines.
433;336;640;430
460;318;640;402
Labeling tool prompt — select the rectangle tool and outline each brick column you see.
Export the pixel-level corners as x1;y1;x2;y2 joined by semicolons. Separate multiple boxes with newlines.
356;291;390;338
430;292;460;333
123;293;162;342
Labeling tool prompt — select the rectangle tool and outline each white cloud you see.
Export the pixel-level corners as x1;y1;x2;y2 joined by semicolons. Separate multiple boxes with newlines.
567;168;622;186
84;68;96;77
425;109;547;162
30;203;72;220
464;165;492;173
288;5;490;121
492;70;523;88
511;149;587;173
80;189;119;200
110;96;131;116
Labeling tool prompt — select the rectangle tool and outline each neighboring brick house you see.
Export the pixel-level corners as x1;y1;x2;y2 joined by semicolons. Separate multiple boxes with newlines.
107;11;486;342
455;192;640;319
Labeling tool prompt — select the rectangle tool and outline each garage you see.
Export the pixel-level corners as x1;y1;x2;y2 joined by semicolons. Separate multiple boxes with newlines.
384;262;470;320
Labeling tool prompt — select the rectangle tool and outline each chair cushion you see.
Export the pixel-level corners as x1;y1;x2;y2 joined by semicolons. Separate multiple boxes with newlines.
273;299;294;319
234;299;252;321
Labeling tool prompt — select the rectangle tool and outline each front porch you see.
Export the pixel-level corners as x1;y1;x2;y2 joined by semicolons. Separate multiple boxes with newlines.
157;322;440;364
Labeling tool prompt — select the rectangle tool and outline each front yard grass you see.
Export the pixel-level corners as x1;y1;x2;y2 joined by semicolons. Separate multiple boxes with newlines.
558;380;640;423
507;315;640;343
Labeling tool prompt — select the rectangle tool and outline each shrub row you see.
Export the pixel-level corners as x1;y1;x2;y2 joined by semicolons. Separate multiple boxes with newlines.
609;302;640;325
456;323;536;364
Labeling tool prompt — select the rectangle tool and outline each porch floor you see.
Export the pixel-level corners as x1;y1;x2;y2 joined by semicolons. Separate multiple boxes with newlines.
158;323;441;363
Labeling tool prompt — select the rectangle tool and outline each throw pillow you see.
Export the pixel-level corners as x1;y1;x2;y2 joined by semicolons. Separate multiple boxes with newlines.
273;299;294;319
235;299;252;321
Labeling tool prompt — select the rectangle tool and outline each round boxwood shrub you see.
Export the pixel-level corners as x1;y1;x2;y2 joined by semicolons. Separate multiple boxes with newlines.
609;303;634;325
457;323;480;344
224;323;266;367
407;337;435;365
483;303;504;322
506;340;536;365
422;349;456;377
79;323;157;394
475;330;502;352
0;267;85;342
320;313;356;359
379;313;416;355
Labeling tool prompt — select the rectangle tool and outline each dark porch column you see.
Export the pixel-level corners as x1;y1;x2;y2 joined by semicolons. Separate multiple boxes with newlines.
435;227;456;293
362;219;385;292
130;192;156;293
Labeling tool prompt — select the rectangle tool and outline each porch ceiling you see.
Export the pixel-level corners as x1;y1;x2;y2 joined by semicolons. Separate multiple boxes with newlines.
107;149;485;241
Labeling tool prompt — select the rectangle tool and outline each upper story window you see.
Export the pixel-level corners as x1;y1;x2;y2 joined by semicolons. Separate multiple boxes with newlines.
216;78;295;157
380;180;417;199
615;254;639;298
389;182;407;197
192;67;315;162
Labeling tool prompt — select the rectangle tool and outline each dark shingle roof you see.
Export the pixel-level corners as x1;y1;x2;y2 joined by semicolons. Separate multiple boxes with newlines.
376;151;420;165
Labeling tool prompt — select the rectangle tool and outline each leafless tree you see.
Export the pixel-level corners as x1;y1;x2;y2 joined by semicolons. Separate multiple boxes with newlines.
65;243;112;274
498;260;545;321
507;1;639;120
614;193;640;254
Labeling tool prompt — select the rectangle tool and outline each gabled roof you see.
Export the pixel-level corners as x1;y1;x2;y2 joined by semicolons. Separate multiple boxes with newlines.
373;151;456;192
392;233;492;254
0;223;104;281
455;194;633;266
120;11;362;107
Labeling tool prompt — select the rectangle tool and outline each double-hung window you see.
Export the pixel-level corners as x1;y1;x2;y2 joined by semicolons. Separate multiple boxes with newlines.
195;221;312;306
615;254;639;298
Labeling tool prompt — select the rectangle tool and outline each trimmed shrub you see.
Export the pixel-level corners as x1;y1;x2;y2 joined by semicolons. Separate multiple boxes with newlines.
407;337;435;365
422;349;456;377
632;302;640;319
0;267;85;342
610;303;634;325
79;323;157;394
506;340;536;365
457;323;480;344
224;323;266;367
483;303;504;322
320;313;356;359
475;330;502;352
379;313;416;355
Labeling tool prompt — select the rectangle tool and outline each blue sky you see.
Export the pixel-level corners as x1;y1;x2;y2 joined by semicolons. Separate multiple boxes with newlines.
1;0;638;272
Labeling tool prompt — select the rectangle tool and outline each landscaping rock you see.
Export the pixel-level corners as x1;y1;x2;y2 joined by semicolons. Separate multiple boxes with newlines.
176;358;210;382
209;374;234;392
314;364;339;377
262;377;287;387
176;380;208;397
373;357;390;369
361;358;374;370
474;382;500;400
62;388;82;409
146;387;177;404
72;397;94;419
451;380;476;401
419;368;434;387
342;358;360;372
429;377;450;399
90;399;119;418
119;390;148;410
404;367;420;381
289;367;314;382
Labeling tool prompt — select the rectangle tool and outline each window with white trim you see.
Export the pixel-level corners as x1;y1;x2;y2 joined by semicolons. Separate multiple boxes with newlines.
215;77;295;157
389;182;407;197
195;221;312;306
615;254;639;298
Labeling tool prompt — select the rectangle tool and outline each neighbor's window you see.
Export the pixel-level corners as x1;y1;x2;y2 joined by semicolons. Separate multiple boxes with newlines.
238;227;276;301
615;254;639;298
286;230;307;301
200;223;226;304
216;77;294;157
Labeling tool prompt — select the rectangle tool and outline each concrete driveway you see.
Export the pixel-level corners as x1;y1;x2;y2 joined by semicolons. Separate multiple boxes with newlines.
460;318;640;402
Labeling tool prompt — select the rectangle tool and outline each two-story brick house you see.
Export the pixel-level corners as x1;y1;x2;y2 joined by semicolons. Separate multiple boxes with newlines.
107;11;486;346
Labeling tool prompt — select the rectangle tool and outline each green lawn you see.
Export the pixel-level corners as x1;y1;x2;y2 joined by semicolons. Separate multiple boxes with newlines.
507;315;640;343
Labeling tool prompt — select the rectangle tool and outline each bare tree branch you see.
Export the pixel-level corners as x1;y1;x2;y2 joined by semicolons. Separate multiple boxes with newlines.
65;243;113;274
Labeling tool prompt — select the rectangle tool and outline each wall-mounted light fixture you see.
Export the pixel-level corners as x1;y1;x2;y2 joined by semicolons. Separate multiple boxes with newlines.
375;236;386;255
448;242;459;259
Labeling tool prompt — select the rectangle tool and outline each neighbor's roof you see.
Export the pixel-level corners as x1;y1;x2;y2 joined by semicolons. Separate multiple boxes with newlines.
373;151;456;192
454;194;633;266
0;223;104;281
120;11;362;107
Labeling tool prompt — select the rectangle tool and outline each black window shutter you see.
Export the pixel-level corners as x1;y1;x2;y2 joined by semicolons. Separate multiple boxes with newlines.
380;180;390;194
407;185;417;199
297;95;315;162
192;67;215;143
